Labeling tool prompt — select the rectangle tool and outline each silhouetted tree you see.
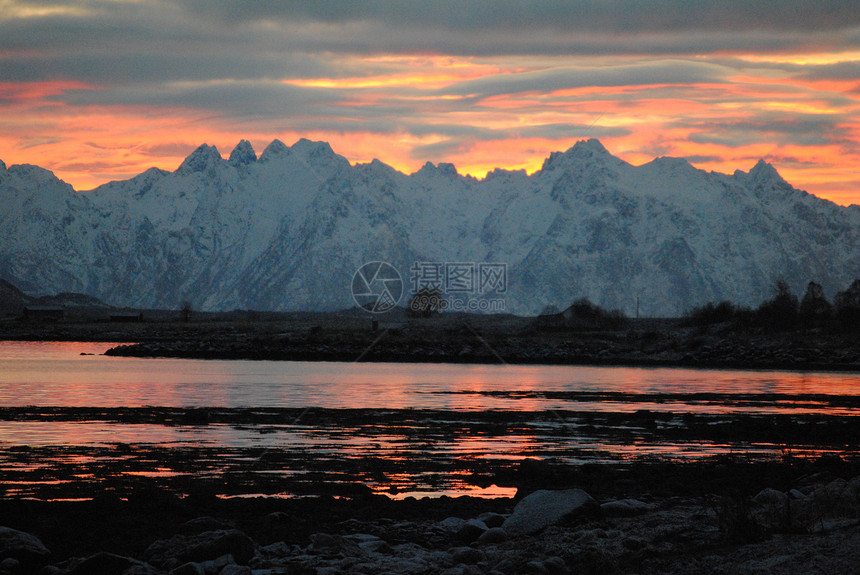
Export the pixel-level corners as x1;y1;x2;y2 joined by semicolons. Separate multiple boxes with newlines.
566;298;627;330
756;279;798;331
682;300;739;326
799;281;831;328
834;279;860;331
180;301;193;323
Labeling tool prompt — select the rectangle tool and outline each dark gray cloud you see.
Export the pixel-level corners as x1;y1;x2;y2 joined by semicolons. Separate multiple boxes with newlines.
406;121;630;161
2;1;858;88
2;0;859;200
450;59;729;100
175;0;860;33
795;61;860;82
55;80;349;124
687;113;853;148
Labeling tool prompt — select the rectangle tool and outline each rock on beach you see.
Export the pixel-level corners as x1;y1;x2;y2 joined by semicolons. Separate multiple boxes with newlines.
0;526;51;568
502;489;596;536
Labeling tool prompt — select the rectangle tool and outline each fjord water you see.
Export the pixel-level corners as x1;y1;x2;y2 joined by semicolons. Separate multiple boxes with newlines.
2;341;858;412
1;341;857;498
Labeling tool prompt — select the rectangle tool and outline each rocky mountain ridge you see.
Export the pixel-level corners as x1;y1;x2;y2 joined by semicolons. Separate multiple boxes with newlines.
1;139;858;316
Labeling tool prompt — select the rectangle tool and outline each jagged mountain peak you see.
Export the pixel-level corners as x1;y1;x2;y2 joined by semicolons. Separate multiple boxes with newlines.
141;166;169;178
259;139;290;162
570;138;610;155
0;159;6;172
484;167;528;182
1;137;859;317
748;158;783;182
177;143;223;174
648;156;694;170
357;158;400;178
289;139;350;171
415;161;459;178
291;138;335;156
6;163;74;194
228;140;257;167
540;138;620;172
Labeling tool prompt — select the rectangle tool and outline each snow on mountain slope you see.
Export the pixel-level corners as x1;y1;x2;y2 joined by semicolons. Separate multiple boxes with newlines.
1;139;858;316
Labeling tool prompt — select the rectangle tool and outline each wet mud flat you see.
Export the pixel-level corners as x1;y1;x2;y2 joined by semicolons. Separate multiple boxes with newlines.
1;406;858;501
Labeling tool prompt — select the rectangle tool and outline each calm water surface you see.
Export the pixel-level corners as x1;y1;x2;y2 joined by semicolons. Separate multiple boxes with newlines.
1;341;858;499
1;340;858;412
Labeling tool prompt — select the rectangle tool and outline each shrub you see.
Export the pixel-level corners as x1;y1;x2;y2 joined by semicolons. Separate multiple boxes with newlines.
682;300;738;326
566;298;627;330
834;279;860;331
755;279;798;331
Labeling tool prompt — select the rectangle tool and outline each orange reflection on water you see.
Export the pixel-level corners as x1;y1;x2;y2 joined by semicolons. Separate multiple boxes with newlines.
381;484;518;500
2;342;859;413
1;341;858;500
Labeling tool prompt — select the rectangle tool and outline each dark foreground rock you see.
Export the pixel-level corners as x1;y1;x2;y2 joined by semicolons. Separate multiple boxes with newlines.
143;530;256;570
2;470;859;575
0;526;51;570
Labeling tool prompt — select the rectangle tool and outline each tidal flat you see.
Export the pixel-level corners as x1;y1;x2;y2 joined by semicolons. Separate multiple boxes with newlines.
1;318;859;573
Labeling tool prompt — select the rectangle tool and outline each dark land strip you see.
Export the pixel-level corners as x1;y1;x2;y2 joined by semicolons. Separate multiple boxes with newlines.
3;312;860;371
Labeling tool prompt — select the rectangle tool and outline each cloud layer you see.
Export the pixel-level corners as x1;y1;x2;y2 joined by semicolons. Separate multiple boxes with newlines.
1;0;859;204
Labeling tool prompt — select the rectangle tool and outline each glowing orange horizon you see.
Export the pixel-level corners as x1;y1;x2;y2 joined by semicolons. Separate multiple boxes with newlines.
1;52;858;205
1;129;856;207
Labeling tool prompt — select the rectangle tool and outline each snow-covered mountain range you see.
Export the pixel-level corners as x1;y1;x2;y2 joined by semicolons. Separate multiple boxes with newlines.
1;138;859;317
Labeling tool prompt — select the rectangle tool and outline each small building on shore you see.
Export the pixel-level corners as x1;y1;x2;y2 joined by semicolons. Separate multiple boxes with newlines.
110;311;144;323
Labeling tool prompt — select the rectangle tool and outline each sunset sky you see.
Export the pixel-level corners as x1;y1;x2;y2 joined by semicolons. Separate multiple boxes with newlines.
1;1;859;205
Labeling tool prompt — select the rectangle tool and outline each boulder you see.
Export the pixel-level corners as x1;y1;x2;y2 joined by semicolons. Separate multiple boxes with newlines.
502;489;596;536
751;488;791;531
600;499;655;516
180;517;235;534
436;517;467;533
753;488;788;506
477;527;508;545
0;526;51;568
199;554;236;573
143;530;255;569
309;533;362;557
457;519;489;543
68;552;158;575
168;563;205;575
450;546;486;565
542;555;569;573
477;512;506;528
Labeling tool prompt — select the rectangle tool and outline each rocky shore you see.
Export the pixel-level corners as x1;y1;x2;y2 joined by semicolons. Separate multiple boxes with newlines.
2;309;859;371
2;462;859;575
97;319;860;372
103;331;860;371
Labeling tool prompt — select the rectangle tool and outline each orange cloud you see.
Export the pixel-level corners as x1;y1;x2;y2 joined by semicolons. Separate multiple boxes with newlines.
1;52;859;206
